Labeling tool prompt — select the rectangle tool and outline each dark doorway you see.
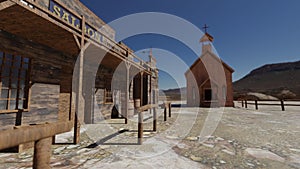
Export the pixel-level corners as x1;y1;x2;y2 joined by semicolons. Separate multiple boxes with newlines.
111;105;120;119
204;89;212;101
142;76;148;106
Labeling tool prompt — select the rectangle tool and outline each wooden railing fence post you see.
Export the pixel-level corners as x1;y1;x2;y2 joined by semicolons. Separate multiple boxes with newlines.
135;99;143;145
255;100;258;110
33;137;52;169
164;105;167;121
153;107;157;132
281;100;285;111
168;103;171;117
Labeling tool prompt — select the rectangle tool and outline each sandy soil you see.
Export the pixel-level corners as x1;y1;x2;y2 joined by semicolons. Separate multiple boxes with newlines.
0;102;299;169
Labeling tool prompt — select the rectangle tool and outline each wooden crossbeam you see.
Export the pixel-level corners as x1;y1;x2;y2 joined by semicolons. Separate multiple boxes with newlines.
0;121;73;150
0;1;15;11
136;104;158;113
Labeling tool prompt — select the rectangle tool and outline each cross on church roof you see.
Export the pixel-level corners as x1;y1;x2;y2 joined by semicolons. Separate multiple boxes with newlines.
203;24;209;33
200;24;214;43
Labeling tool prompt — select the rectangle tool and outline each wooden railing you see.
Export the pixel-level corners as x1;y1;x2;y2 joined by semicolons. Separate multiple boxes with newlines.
135;102;172;145
161;102;172;121
238;100;300;111
136;104;157;145
0;121;73;168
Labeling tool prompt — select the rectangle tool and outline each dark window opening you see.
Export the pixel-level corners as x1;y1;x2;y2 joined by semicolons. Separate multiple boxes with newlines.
0;52;31;112
204;89;212;101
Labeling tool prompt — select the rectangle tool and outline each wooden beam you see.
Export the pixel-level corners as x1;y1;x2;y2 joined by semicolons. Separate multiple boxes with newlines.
0;121;73;150
0;1;15;11
137;104;158;113
73;34;81;49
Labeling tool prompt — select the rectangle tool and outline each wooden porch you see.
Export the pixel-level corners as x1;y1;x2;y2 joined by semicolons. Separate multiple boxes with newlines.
0;0;159;168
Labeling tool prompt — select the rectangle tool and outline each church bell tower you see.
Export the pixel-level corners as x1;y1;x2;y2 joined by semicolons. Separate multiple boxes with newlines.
200;24;214;54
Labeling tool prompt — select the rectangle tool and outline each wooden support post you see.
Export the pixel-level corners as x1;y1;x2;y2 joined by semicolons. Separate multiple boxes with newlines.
135;99;142;145
73;15;86;144
149;75;152;115
168;103;171;117
125;63;130;124
33;137;52;169
74;115;80;144
245;100;248;108
281;100;285;111
164;106;167;121
242;100;244;107
52;135;56;144
255;100;258;110
138;112;143;145
153;107;157;132
140;72;144;107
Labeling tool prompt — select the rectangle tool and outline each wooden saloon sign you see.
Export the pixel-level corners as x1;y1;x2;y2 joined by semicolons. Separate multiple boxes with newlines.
49;0;115;40
49;0;121;52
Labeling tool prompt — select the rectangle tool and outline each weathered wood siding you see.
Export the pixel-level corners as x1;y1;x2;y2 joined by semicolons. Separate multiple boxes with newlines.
0;83;59;131
186;52;234;107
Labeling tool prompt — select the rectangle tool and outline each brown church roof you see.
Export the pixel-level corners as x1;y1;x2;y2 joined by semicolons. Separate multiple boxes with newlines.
185;50;235;76
200;33;214;42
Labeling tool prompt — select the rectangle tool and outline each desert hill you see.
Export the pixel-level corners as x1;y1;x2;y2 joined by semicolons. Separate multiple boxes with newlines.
233;60;300;100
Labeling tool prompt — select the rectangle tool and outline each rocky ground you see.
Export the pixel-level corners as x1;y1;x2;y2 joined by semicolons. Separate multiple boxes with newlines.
0;102;299;169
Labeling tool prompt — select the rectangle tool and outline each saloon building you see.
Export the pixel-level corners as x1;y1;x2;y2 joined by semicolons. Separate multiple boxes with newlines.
0;0;158;167
185;32;234;107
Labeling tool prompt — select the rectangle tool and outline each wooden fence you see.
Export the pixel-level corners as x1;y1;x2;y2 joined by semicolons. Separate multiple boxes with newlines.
135;102;172;145
238;100;300;111
0;121;73;168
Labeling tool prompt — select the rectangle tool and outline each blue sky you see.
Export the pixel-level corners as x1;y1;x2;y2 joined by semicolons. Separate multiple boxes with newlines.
81;0;300;90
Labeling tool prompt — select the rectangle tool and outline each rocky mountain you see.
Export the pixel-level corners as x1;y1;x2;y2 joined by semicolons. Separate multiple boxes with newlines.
234;60;300;100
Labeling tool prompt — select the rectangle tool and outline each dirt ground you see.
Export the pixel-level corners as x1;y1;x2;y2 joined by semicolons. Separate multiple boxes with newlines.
174;102;300;169
0;101;299;169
